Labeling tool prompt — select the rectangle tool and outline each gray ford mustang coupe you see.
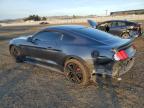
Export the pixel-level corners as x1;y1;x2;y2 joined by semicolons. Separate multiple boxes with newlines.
9;25;136;85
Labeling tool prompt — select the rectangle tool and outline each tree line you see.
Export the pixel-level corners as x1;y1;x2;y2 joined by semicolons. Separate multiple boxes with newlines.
24;15;47;21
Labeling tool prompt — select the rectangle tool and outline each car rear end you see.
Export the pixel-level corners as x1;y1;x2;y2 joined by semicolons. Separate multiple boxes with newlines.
127;22;142;37
111;39;136;77
93;39;136;78
72;27;136;78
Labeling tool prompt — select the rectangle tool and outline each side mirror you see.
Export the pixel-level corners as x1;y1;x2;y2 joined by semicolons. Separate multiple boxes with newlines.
27;37;32;42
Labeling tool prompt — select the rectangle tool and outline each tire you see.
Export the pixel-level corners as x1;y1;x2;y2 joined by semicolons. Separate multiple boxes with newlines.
10;46;24;63
64;59;90;85
121;32;130;39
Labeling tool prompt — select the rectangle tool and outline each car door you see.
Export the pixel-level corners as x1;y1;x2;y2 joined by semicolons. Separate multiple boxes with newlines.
118;21;127;29
109;21;122;36
26;31;62;62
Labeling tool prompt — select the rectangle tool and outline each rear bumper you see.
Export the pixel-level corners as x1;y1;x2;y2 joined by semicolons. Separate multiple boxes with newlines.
93;57;135;78
129;30;141;38
112;57;135;77
131;27;142;37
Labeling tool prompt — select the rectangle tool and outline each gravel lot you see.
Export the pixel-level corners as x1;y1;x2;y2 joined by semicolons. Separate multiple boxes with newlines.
0;24;144;108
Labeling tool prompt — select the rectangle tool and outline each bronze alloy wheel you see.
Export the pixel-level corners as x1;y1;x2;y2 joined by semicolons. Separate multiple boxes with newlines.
65;62;83;83
64;59;90;85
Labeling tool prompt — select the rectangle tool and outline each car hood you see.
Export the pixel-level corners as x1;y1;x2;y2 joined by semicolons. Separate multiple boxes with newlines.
14;35;32;40
13;35;32;40
9;35;32;45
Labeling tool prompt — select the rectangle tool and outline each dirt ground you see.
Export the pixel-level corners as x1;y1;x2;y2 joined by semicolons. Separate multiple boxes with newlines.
0;24;144;108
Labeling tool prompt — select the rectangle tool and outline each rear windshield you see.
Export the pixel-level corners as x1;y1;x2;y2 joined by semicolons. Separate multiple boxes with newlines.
73;27;116;41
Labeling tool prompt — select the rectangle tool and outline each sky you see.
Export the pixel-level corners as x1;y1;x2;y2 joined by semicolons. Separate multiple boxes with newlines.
0;0;144;20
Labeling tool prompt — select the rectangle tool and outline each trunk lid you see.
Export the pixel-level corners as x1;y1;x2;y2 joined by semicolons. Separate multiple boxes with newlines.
110;38;136;58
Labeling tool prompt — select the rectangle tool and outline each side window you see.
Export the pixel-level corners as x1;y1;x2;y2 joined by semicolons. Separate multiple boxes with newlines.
111;21;118;27
117;21;126;26
98;22;111;27
97;22;111;31
126;22;134;26
33;31;61;42
62;34;75;42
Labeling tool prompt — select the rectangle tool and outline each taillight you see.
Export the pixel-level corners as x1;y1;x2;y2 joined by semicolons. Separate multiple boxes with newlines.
114;50;128;61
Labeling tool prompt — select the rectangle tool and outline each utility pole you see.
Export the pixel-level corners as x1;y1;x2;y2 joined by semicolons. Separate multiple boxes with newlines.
105;10;108;16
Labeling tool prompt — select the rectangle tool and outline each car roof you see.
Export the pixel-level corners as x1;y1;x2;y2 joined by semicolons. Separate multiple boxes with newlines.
108;20;127;22
44;25;86;31
104;20;137;24
98;20;138;26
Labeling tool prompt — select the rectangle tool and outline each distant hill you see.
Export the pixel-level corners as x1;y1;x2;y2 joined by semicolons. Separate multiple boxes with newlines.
0;19;24;23
0;15;98;23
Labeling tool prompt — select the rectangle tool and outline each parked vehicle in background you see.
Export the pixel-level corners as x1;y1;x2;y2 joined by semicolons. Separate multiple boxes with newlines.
39;22;49;25
9;25;136;85
88;20;141;39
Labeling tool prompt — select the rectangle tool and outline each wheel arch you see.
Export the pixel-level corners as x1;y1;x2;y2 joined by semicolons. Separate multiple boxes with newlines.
9;44;22;55
63;55;85;65
120;31;130;38
9;44;21;50
63;55;93;74
120;30;130;36
9;44;14;51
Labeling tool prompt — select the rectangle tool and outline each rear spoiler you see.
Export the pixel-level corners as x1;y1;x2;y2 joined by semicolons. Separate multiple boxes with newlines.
87;20;97;28
117;38;135;50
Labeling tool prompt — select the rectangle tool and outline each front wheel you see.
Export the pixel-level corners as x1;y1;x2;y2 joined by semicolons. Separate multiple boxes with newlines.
10;46;24;63
64;59;90;85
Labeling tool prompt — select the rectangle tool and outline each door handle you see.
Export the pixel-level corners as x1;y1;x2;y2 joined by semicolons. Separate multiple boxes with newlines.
47;47;52;49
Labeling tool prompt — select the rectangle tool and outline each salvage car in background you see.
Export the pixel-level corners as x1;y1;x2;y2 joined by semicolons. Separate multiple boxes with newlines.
39;22;49;25
88;20;141;38
9;25;136;85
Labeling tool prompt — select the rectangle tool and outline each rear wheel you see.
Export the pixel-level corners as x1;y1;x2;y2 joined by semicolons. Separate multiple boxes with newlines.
64;59;90;85
121;32;130;39
10;46;24;62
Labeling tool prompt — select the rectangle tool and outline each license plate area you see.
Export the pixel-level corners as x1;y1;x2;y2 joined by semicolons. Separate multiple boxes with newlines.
125;46;136;58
